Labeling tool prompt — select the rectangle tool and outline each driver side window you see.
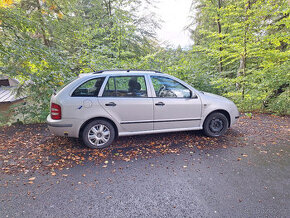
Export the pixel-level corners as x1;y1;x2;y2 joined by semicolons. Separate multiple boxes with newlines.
151;76;191;98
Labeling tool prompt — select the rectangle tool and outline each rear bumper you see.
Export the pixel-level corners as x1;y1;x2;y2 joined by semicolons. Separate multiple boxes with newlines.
47;123;73;128
46;115;79;137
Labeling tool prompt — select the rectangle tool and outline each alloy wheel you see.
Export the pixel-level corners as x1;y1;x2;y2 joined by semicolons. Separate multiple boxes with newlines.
88;124;110;147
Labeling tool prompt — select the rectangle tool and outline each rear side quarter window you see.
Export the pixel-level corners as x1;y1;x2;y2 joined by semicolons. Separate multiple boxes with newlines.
72;77;105;97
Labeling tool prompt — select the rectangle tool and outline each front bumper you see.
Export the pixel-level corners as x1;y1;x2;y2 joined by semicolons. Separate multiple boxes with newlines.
230;112;240;126
229;102;240;127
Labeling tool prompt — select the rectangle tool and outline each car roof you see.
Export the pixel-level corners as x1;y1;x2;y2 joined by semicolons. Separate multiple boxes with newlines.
94;69;162;74
78;70;165;78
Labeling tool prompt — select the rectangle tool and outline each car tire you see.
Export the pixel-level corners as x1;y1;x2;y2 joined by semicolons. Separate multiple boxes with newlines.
203;112;229;137
82;119;115;149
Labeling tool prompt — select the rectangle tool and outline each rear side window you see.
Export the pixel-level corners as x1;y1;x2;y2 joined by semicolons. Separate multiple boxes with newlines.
102;76;147;97
72;77;105;97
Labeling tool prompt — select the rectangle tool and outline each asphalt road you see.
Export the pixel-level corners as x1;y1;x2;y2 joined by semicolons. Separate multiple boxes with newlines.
1;136;289;217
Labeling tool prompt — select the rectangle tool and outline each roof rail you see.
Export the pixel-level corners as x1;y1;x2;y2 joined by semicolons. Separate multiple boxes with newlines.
93;69;162;74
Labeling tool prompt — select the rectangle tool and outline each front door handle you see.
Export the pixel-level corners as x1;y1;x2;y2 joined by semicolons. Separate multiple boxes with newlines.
105;102;116;107
155;102;165;106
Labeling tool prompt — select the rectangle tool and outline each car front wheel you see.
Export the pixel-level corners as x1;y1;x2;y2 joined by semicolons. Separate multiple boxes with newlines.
82;119;115;149
203;112;229;137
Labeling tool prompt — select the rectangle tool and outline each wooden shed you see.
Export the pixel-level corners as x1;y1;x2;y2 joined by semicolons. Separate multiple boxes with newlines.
0;76;26;119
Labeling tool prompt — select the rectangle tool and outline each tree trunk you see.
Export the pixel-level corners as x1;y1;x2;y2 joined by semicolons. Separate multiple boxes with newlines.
104;0;112;16
236;54;246;98
236;0;251;99
35;0;50;47
217;0;223;73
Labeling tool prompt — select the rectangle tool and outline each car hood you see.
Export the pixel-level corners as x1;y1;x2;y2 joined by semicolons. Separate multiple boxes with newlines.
200;92;233;104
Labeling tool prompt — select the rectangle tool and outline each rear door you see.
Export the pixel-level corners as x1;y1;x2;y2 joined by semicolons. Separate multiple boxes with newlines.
150;75;202;131
98;75;153;132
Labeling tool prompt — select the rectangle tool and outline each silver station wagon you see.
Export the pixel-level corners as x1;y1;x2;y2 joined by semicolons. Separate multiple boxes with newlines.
47;70;239;148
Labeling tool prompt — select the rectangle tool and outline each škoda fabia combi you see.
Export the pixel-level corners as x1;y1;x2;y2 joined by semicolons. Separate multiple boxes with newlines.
47;70;239;148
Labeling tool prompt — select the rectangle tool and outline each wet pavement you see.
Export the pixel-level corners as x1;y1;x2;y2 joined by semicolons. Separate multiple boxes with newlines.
1;137;289;217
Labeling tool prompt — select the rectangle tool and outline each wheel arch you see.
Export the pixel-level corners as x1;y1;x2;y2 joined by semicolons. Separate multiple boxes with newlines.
203;109;231;128
79;117;119;138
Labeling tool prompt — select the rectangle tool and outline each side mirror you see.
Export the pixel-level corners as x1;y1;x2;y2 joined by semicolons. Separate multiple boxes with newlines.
191;92;198;99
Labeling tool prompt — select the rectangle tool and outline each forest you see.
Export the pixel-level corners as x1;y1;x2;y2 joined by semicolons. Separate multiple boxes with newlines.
0;0;289;124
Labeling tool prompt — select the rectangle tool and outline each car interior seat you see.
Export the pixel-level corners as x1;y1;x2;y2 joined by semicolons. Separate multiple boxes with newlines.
128;78;141;94
94;79;104;96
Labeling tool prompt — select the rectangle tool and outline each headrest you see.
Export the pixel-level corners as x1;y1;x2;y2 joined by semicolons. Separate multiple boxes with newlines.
128;79;141;91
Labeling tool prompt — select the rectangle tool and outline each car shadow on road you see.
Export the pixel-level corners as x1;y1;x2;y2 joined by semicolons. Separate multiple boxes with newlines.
66;128;243;153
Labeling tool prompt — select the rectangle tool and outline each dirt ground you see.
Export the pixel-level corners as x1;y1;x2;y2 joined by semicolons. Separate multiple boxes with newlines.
0;113;289;175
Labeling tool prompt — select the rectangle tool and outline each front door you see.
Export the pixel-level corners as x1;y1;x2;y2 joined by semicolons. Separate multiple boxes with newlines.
150;76;202;131
98;75;153;132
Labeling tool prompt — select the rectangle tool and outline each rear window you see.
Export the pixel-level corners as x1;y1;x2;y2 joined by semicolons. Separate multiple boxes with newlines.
54;77;77;95
72;77;105;97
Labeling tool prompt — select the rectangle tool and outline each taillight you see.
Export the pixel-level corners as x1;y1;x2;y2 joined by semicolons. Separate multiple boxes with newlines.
51;103;61;120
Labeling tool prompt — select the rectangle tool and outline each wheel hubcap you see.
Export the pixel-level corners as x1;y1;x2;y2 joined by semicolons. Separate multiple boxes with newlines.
209;118;224;133
88;124;110;147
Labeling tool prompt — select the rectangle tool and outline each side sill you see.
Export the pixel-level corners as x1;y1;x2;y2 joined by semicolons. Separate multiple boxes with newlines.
119;127;203;137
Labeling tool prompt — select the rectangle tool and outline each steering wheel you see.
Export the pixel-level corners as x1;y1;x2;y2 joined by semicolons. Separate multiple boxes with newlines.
157;85;166;97
158;85;177;98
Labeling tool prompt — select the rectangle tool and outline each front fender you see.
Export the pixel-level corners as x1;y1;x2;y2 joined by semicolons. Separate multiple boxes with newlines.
199;93;239;127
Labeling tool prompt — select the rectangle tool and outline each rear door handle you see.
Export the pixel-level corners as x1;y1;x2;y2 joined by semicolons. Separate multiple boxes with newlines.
155;102;165;106
105;102;116;106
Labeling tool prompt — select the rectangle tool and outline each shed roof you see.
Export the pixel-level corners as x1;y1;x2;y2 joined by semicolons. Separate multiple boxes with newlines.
0;87;25;103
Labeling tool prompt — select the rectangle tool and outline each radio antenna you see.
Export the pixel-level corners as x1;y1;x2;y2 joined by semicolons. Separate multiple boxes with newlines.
88;65;96;72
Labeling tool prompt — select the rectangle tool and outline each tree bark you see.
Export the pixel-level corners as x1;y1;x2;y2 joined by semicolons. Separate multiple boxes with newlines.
104;0;112;17
217;0;223;73
236;0;251;99
35;0;50;47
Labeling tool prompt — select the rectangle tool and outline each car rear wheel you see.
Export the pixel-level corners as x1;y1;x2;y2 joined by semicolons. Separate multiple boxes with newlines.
203;112;229;137
82;119;115;149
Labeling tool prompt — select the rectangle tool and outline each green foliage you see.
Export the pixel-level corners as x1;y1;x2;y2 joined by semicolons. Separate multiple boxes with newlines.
266;87;290;115
245;113;252;119
0;0;159;123
0;0;289;125
189;0;290;115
